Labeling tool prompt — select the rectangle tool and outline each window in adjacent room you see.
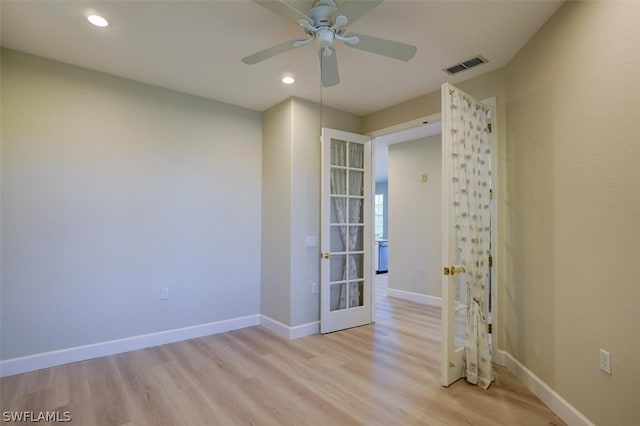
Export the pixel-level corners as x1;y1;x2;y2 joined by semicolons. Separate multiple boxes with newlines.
374;194;384;240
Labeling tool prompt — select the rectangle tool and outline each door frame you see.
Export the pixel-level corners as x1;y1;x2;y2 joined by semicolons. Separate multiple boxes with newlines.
367;102;500;362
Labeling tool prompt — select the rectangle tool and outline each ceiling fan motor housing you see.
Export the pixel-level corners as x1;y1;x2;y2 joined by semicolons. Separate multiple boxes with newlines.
308;0;338;27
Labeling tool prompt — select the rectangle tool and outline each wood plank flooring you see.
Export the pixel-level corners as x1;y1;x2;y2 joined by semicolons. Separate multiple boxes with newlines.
1;282;565;425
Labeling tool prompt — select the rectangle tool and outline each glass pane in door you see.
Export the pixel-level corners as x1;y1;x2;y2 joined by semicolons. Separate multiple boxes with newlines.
348;199;363;223
349;282;364;308
454;263;468;351
331;140;347;166
330;254;346;282
455;306;467;348
348;170;364;196
348;142;364;168
348;226;363;251
330;226;346;252
330;283;346;311
347;254;364;280
331;169;347;195
331;197;347;223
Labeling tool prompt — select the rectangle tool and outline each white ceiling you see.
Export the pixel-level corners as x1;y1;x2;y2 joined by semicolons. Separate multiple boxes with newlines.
0;0;563;116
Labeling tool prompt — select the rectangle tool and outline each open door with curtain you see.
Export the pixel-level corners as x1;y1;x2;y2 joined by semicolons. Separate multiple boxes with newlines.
441;83;494;389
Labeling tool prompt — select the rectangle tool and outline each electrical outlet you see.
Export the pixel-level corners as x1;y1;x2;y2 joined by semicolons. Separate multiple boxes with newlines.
311;283;318;293
161;288;169;300
600;349;611;375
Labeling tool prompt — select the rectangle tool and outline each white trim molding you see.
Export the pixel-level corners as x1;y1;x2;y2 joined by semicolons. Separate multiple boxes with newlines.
367;112;442;138
0;315;260;378
498;350;595;426
260;315;319;340
492;348;507;366
387;288;442;307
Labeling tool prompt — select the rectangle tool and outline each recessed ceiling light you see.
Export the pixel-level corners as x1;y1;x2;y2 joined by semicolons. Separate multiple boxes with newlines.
282;76;295;85
87;14;110;28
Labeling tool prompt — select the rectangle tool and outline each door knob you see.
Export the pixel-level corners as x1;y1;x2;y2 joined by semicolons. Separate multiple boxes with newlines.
443;265;465;276
321;252;331;259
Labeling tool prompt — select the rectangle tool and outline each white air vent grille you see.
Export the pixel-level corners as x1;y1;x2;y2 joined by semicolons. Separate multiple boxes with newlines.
443;55;488;75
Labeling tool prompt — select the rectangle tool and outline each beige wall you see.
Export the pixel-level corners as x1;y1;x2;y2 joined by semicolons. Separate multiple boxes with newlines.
362;1;640;424
505;2;639;424
362;69;507;135
291;98;361;326
261;97;361;328
260;99;293;325
1;49;263;360
388;135;442;297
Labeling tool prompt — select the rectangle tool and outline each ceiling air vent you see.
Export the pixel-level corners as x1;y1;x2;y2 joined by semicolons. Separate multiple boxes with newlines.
443;55;488;75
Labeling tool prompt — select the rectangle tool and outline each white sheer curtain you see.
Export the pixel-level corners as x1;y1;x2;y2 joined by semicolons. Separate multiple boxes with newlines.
449;90;494;389
330;140;364;310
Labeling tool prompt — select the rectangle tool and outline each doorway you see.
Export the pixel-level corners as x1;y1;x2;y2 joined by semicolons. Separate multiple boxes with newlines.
372;119;443;306
369;98;498;370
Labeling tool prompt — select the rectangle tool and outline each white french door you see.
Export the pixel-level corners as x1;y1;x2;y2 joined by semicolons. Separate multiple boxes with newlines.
441;83;495;387
320;128;373;334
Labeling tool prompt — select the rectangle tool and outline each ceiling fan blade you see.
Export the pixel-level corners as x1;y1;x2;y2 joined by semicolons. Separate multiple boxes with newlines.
331;15;348;31
241;39;300;65
334;0;382;26
251;0;312;25
344;33;417;61
320;47;339;87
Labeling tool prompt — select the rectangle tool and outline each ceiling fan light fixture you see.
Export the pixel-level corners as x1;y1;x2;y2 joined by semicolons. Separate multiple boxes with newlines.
315;28;335;49
87;14;110;28
282;76;295;85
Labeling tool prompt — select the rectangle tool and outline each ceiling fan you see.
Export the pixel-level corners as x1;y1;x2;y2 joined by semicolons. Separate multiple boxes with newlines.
242;0;417;87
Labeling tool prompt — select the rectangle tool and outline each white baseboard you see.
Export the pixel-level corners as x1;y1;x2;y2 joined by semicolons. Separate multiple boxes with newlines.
289;321;320;339
260;315;319;340
498;350;594;426
0;314;260;378
387;288;441;306
492;348;507;366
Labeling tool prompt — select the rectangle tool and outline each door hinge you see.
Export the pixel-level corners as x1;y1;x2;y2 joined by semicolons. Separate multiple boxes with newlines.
487;122;492;133
488;255;493;267
489;189;493;200
488;323;492;334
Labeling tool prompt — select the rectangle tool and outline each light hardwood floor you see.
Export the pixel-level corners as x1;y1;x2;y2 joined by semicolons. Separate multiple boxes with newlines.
1;279;565;425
